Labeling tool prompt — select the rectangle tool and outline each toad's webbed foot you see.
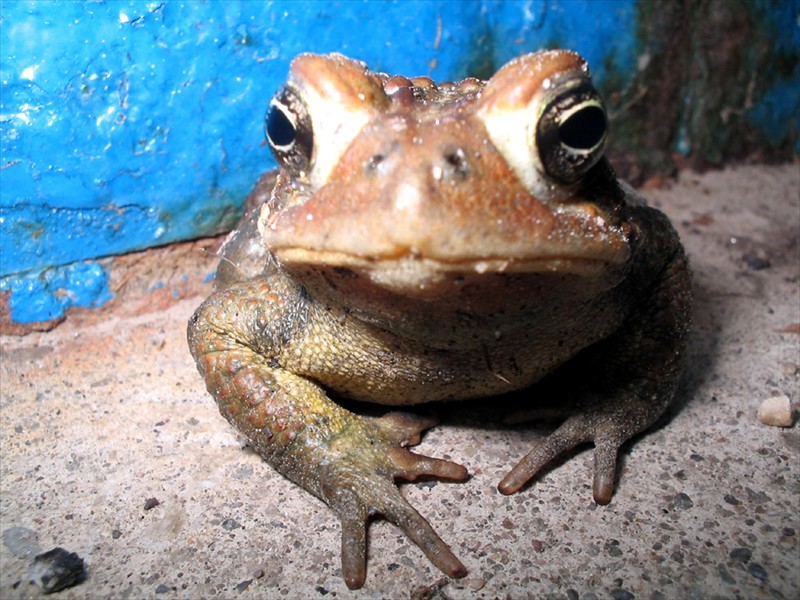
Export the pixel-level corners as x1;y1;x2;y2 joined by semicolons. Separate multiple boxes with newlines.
320;412;468;589
497;401;640;504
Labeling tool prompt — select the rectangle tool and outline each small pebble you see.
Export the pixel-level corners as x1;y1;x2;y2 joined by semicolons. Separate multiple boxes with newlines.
464;576;486;591
747;562;768;580
28;547;87;594
729;547;752;563
781;362;798;377
741;252;770;270
144;497;160;510
605;539;623;557
757;395;794;427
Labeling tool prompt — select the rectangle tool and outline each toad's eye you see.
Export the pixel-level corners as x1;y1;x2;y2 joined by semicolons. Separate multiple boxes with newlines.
536;82;607;183
265;85;313;174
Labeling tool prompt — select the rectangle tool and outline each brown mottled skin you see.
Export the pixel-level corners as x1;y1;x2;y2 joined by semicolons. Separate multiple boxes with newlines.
188;51;692;589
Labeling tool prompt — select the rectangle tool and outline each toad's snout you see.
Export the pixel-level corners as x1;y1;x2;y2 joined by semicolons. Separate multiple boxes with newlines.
361;122;475;186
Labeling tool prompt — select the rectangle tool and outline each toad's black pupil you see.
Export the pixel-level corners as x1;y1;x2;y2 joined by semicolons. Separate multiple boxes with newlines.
559;105;606;150
266;104;296;147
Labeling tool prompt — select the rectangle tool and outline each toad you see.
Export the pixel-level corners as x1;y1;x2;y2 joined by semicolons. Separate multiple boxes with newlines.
188;51;691;589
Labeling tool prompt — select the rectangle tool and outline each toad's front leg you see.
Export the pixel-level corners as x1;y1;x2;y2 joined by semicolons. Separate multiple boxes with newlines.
499;207;692;504
187;275;468;590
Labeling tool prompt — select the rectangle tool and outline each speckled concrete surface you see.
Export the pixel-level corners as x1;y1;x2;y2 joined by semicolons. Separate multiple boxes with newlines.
1;164;798;599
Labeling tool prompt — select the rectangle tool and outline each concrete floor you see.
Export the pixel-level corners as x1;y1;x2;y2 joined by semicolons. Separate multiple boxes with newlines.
1;164;798;599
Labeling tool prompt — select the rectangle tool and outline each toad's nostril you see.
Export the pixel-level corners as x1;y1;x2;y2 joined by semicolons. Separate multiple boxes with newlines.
365;153;386;173
437;147;469;181
446;148;468;171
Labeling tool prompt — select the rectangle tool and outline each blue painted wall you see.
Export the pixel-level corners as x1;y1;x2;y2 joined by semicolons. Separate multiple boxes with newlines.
1;0;797;324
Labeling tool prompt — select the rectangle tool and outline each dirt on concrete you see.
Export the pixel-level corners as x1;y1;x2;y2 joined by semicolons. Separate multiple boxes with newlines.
1;164;798;599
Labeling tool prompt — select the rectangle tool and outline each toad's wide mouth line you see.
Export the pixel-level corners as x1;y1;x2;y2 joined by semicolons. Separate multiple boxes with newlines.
274;247;627;276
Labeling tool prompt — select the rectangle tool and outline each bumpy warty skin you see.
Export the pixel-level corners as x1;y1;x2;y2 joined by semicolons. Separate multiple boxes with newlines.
187;51;692;590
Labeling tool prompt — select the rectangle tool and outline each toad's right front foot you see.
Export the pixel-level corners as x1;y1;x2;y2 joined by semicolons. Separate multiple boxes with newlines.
319;412;469;589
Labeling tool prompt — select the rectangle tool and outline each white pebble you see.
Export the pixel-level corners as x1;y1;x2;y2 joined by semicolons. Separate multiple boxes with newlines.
757;395;794;427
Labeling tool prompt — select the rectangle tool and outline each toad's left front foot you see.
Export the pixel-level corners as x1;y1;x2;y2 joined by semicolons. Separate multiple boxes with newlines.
498;399;652;504
500;235;692;504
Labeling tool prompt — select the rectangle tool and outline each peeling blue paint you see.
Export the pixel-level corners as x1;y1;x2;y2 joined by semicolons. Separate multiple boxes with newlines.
0;261;112;323
1;0;487;323
486;0;638;86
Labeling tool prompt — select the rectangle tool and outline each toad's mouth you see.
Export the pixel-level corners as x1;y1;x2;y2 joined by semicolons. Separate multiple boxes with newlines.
260;185;634;285
274;247;626;293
